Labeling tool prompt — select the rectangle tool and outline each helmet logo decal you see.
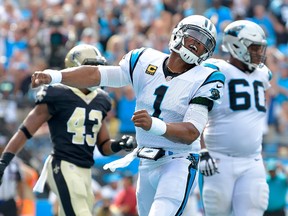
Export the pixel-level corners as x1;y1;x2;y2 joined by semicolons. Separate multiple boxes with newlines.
205;19;208;28
71;50;81;61
226;25;245;36
209;88;220;100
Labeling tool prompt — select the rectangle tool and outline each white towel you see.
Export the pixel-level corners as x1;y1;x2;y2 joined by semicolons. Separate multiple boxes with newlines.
33;155;52;193
103;148;138;172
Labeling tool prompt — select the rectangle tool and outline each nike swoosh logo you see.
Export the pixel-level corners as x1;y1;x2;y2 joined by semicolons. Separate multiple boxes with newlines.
216;84;223;88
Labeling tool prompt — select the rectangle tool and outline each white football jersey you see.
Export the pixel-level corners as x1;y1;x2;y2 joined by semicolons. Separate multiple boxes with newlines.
119;48;225;153
203;58;272;157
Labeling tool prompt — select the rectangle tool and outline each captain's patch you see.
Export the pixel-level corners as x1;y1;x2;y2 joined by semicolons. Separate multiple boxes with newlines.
145;64;158;75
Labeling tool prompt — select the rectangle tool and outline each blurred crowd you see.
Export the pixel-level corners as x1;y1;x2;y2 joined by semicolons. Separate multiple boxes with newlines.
1;0;288;215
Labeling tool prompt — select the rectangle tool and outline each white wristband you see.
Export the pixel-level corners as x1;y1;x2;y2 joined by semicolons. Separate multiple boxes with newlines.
47;70;62;84
148;117;167;136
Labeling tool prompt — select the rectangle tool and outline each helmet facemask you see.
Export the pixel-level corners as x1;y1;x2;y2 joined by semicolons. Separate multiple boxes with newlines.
169;15;217;65
224;37;267;71
246;42;267;69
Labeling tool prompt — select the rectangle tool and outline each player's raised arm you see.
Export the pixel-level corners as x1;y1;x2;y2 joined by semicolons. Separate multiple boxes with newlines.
31;65;101;88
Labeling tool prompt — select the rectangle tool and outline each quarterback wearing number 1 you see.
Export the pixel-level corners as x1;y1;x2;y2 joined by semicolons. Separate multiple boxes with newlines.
31;15;225;216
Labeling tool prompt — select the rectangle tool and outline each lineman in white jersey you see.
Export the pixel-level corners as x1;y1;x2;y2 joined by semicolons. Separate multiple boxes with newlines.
199;20;271;216
30;15;225;216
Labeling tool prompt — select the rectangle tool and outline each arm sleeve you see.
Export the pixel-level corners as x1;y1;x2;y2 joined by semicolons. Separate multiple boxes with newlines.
99;66;131;87
183;104;208;133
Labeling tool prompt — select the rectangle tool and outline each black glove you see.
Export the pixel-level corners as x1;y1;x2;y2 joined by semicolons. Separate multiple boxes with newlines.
0;152;15;185
118;135;135;152
111;135;136;153
199;149;219;176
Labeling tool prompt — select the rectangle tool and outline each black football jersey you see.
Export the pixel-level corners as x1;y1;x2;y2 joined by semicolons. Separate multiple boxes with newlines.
35;84;112;168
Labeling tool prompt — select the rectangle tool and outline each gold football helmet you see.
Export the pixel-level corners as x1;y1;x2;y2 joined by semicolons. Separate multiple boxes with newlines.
65;44;106;68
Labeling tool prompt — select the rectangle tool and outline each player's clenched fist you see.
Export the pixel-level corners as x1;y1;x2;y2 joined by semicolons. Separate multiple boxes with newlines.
31;70;61;88
132;109;152;131
132;110;167;136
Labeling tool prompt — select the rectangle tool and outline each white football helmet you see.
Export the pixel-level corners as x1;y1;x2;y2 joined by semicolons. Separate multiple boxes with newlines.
65;44;106;68
222;20;267;71
169;15;217;65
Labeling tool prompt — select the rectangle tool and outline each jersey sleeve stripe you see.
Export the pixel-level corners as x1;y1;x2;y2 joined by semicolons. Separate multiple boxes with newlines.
202;62;220;71
201;71;225;86
129;47;146;83
189;97;214;111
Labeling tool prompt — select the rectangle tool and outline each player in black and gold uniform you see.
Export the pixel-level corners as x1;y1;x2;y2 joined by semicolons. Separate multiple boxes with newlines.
0;44;135;216
36;83;112;168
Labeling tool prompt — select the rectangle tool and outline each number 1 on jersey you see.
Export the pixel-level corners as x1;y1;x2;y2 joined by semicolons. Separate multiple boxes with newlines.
152;85;168;118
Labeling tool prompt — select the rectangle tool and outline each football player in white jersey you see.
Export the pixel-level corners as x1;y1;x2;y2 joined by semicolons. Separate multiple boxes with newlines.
30;15;225;216
199;20;271;216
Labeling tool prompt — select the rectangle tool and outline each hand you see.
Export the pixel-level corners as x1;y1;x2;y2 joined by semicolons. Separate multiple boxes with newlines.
199;149;219;176
119;135;136;152
132;109;152;131
0;162;7;185
31;71;52;88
